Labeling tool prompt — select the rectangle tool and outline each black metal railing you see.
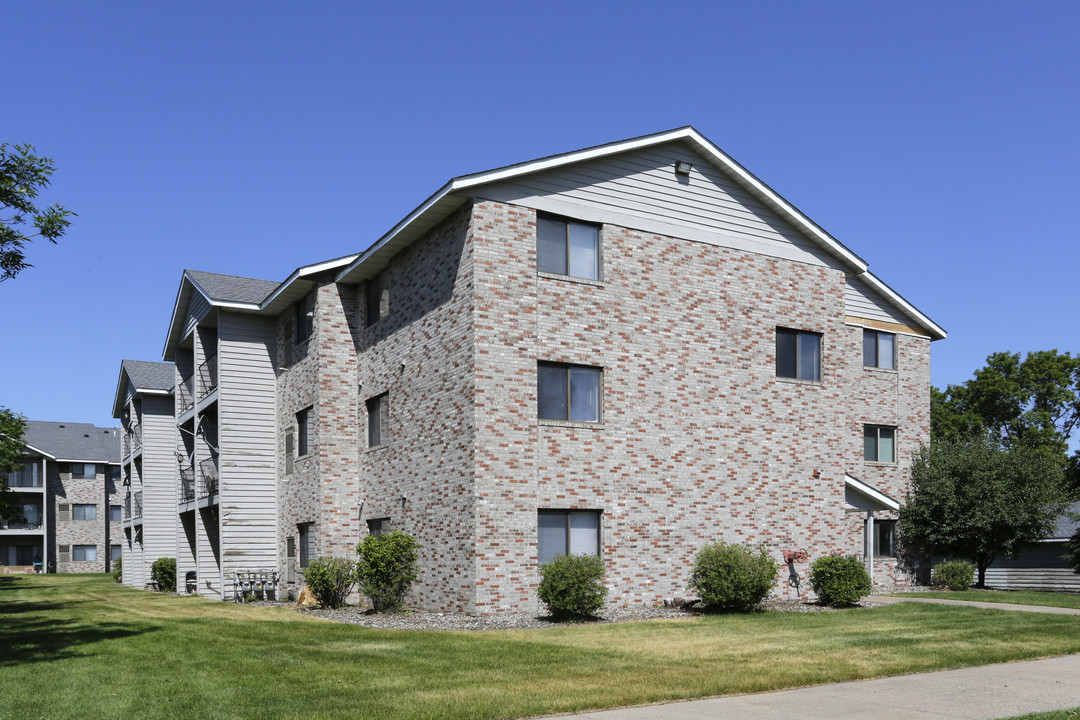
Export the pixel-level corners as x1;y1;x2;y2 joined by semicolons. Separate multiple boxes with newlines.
124;493;132;520
197;352;218;400
134;491;143;519
179;462;196;503
199;455;219;497
178;371;195;412
0;517;43;531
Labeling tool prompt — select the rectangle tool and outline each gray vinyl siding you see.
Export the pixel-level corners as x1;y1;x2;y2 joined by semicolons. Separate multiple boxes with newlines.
218;311;278;594
183;291;212;342
141;395;176;572
984;544;1080;592
476;140;839;268
844;275;911;326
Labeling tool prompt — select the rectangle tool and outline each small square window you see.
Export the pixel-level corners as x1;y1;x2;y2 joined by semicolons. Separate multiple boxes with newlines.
776;328;821;381
110;505;122;522
537;215;600;280
72;504;97;521
296;408;313;457
863;330;895;370
367;517;390;537
537;362;602;423
295;290;316;345
366;393;389;447
864;425;896;463
73;545;97;562
538;510;600;565
298;523;315;568
71;463;97;479
110;544;123;560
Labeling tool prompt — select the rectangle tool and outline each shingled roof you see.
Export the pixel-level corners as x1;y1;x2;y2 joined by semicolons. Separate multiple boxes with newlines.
121;359;174;392
185;269;280;305
22;421;121;463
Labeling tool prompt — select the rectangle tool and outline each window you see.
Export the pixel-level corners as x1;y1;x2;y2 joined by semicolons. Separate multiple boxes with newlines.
298;523;315;568
538;510;600;565
110;505;122;522
7;462;39;487
863;329;895;370
71;463;97;479
367;518;390;537
72;504;97;521
366;393;388;447
537;362;602;423
864;425;896;463
295;290;315;344
537;215;600;280
874;520;897;556
73;545;97;562
110;544;123;560
776;328;821;381
284;427;295;475
296;407;313;457
366;272;388;326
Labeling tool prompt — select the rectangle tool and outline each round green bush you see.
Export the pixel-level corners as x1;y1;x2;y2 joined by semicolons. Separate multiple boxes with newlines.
687;542;779;613
355;531;419;613
304;557;356;609
537;553;608;620
150;557;177;592
932;560;975;591
809;554;871;607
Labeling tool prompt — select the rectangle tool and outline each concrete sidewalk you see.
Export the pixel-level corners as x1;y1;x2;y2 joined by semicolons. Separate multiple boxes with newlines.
550;655;1080;719
872;594;1080;615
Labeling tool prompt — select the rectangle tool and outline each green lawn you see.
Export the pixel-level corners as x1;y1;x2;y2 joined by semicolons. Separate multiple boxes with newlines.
4;575;1080;720
1005;711;1080;720
891;589;1080;610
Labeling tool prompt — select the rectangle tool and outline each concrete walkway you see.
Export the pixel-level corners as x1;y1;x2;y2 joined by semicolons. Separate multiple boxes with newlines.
541;598;1080;720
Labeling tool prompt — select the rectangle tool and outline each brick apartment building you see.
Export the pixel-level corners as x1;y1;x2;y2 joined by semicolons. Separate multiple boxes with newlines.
117;127;945;610
2;421;122;573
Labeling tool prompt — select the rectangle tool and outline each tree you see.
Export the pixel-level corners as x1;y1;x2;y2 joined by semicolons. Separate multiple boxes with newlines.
0;408;29;521
899;438;1069;587
1;143;75;281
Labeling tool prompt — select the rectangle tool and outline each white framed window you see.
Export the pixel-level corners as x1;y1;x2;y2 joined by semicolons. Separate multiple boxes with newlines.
366;393;389;447
538;510;600;565
863;330;895;370
776;328;821;381
537;362;602;423
537;215;600;280
72;504;97;521
874;520;897;556
864;425;896;463
73;545;97;562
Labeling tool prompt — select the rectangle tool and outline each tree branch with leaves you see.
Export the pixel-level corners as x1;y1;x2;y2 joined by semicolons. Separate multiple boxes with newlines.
1;143;75;281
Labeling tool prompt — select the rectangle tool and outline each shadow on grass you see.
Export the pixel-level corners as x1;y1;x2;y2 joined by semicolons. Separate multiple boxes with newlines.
0;615;155;666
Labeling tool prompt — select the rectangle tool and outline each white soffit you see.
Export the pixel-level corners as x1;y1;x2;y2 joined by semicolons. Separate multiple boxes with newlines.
844;473;900;512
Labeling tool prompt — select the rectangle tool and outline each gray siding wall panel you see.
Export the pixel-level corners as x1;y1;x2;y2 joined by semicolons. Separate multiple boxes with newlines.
478;140;839;268
844;276;910;325
141;395;176;568
183;292;211;341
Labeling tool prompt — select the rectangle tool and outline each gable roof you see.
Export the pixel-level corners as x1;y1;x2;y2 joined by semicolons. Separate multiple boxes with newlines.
21;421;121;464
162;254;359;360
111;359;174;418
334;126;944;340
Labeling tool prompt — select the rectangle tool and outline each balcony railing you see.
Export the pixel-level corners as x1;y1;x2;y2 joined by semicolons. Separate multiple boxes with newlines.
6;465;41;488
179;461;196;503
0;518;43;531
124;493;132;520
198;352;218;400
178;371;195;413
199;455;219;498
134;491;143;519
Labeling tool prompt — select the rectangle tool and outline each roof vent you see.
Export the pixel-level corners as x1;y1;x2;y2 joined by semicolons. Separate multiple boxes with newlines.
84;434;90;438
59;424;66;428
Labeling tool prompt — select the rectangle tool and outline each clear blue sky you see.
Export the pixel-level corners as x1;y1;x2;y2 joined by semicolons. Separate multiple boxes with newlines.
3;1;1077;429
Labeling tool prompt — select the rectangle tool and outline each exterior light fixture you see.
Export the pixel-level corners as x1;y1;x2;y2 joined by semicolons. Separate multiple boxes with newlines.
674;161;692;176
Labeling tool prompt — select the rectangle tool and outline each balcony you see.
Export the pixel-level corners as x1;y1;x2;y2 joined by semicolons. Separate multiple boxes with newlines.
134;491;143;519
199;455;219;498
124;493;132;520
6;465;41;488
197;352;218;400
179;461;196;503
125;421;142;456
178;371;195;413
0;516;43;531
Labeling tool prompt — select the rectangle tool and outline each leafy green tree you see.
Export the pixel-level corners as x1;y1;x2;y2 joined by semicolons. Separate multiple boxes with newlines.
1;143;75;281
899;438;1069;587
355;531;419;613
0;408;28;521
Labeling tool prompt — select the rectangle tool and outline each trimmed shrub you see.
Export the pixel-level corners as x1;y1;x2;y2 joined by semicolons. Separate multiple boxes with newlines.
809;555;871;607
688;542;779;613
111;557;123;584
150;557;177;592
355;531;419;613
932;560;975;591
304;557;356;609
538;554;608;620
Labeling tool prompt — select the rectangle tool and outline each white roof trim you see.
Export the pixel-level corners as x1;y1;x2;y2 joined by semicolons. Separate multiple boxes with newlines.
336;126;875;284
18;442;56;460
55;458;117;464
844;473;901;511
857;271;947;340
260;253;360;308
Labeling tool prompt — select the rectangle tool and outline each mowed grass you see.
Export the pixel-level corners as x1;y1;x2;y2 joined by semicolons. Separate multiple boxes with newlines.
894;589;1080;610
4;575;1080;720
